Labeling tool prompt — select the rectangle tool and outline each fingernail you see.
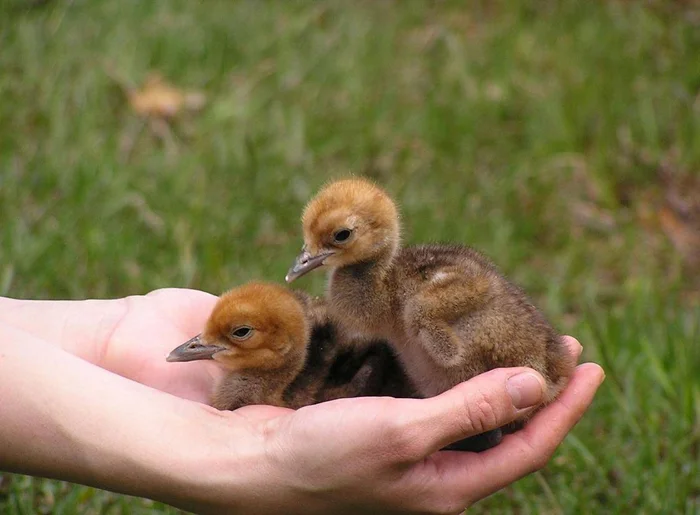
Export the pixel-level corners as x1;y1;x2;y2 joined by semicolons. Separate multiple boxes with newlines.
576;342;583;359
507;372;544;409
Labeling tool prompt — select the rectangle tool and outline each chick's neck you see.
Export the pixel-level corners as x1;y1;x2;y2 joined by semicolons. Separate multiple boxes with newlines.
218;345;307;408
328;247;397;338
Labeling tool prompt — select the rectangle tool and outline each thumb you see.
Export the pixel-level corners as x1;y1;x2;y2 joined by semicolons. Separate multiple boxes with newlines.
410;367;546;453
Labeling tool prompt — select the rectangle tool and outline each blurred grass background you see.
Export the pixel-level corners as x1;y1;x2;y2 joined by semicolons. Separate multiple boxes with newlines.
1;0;699;513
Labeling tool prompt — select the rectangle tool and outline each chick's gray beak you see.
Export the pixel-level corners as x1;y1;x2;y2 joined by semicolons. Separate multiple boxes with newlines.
285;249;334;283
166;334;227;363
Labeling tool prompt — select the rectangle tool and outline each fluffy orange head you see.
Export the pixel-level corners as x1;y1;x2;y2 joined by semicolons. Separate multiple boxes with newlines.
286;178;401;282
167;282;309;373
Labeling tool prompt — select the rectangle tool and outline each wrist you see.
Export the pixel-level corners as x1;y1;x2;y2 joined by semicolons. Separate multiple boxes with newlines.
0;327;220;509
0;296;127;366
160;407;274;514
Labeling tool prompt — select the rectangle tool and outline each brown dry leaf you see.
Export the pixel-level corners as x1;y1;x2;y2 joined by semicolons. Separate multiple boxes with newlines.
659;205;700;266
127;72;206;119
571;201;617;233
657;162;700;267
633;188;662;232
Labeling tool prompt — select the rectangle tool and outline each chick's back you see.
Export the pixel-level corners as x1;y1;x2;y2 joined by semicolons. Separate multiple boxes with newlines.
392;244;573;399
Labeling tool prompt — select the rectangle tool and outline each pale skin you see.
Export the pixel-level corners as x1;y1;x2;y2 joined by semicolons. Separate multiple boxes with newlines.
0;288;604;514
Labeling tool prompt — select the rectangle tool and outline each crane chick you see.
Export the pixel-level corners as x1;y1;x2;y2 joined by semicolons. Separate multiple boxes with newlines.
286;178;575;432
166;281;417;410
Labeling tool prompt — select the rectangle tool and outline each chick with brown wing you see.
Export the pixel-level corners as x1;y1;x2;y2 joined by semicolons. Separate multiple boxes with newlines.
286;179;575;449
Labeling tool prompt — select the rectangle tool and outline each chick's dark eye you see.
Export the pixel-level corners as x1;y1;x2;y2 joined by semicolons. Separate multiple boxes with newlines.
333;229;352;243
231;326;253;339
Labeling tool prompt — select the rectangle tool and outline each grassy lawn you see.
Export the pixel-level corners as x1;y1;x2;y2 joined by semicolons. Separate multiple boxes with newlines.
1;0;699;513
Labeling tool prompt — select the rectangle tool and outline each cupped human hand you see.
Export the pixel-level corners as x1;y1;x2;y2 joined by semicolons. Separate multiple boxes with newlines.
181;337;603;515
0;291;603;514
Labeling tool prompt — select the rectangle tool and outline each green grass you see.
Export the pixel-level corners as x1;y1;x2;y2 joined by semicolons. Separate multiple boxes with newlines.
1;0;699;513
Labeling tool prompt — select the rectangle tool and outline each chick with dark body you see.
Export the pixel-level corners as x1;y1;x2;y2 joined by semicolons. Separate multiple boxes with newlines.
166;281;417;411
286;179;575;449
281;289;418;406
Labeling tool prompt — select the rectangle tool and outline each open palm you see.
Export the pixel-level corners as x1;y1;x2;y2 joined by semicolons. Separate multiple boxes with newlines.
104;288;229;403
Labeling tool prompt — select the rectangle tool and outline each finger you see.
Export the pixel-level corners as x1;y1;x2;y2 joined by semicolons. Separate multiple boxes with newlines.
401;367;547;454
562;335;583;361
429;362;604;506
147;288;218;337
233;404;295;423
